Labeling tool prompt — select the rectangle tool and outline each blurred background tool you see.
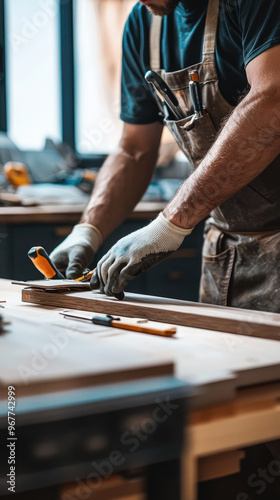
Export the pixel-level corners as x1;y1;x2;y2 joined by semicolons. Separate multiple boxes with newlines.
56;168;98;186
3;162;32;187
28;246;65;280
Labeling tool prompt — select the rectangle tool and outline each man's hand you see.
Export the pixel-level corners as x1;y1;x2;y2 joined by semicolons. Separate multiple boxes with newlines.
90;213;193;298
50;224;101;279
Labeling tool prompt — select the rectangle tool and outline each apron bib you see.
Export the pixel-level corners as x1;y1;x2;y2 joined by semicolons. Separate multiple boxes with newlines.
149;0;280;312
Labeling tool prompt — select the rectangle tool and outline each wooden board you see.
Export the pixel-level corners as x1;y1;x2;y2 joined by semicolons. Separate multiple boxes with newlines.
0;311;173;399
12;280;91;290
21;288;280;341
1;280;280;408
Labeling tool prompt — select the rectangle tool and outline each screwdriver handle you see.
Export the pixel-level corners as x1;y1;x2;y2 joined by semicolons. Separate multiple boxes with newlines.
28;246;64;280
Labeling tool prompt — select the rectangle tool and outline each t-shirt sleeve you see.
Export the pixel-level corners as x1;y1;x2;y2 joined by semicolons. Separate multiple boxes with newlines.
237;0;280;67
120;10;161;124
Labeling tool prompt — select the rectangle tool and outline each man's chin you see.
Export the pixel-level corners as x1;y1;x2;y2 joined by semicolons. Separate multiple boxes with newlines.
146;0;180;16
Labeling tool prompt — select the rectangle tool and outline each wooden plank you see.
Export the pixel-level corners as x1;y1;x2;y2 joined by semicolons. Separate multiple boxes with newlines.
198;450;245;482
21;288;280;341
13;280;91;290
2;280;280;409
0;312;173;398
190;401;280;457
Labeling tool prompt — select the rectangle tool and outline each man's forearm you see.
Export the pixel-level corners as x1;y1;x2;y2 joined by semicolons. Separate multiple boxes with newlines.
164;89;280;229
81;148;156;240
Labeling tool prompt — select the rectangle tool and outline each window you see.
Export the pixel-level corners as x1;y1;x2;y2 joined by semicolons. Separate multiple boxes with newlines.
1;0;143;158
74;0;136;154
5;0;61;150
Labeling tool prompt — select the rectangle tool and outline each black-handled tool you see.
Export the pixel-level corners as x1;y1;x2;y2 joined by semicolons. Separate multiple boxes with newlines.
189;70;203;118
145;70;185;120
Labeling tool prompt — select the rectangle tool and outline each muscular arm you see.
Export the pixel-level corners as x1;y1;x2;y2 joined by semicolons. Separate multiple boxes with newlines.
81;121;163;240
163;45;280;228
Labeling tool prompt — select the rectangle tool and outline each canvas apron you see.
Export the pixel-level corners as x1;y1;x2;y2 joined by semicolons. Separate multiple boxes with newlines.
150;0;280;312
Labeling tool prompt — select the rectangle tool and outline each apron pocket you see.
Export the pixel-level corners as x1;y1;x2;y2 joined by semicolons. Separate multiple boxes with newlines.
165;113;217;168
200;246;236;307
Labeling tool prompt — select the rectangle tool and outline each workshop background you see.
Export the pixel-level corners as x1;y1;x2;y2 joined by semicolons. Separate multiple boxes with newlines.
0;0;204;300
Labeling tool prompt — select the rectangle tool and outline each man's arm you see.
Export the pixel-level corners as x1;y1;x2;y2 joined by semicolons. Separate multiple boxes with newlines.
90;45;280;297
50;121;163;278
81;121;163;240
163;45;280;228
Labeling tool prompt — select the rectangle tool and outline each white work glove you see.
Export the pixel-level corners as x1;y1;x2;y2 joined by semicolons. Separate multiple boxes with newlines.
90;212;193;299
50;223;101;279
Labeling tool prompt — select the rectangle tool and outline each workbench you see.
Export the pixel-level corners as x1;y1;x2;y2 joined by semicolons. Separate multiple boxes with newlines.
0;204;204;301
0;280;280;499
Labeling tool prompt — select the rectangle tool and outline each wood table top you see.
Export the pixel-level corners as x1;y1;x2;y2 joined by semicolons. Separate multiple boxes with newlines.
0;202;166;224
1;279;280;409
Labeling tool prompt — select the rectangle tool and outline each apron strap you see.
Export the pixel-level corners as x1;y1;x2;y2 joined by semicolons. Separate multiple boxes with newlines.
202;0;220;61
150;15;162;71
149;0;219;68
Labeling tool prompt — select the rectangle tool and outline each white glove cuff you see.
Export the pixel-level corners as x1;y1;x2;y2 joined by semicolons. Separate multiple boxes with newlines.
158;212;193;237
72;224;102;254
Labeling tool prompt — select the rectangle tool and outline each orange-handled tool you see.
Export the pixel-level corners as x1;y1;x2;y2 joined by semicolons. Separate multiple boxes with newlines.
28;247;65;280
4;162;31;187
28;246;95;282
61;311;177;337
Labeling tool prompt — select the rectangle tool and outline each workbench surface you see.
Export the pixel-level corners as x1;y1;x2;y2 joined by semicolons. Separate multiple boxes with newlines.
1;279;280;409
1;279;280;500
0;202;166;224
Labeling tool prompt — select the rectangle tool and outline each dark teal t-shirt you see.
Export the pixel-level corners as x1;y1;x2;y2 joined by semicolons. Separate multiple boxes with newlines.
120;0;280;124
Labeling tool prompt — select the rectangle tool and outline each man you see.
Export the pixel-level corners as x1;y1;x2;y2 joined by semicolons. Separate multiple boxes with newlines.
51;0;280;312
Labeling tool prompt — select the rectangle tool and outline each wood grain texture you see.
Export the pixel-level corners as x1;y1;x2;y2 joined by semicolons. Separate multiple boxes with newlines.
0;312;173;398
21;288;280;341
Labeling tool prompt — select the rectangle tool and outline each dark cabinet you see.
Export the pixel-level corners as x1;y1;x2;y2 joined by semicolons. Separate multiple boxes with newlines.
0;219;204;301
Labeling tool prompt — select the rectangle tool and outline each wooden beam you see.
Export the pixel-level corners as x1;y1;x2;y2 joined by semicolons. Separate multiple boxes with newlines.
21;288;280;341
198;450;245;482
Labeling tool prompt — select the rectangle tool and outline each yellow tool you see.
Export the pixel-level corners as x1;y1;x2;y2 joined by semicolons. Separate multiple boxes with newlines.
75;268;95;282
4;162;31;187
82;169;98;184
28;246;95;282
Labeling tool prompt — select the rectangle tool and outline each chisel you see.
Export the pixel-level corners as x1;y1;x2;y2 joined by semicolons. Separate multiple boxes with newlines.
60;311;177;337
